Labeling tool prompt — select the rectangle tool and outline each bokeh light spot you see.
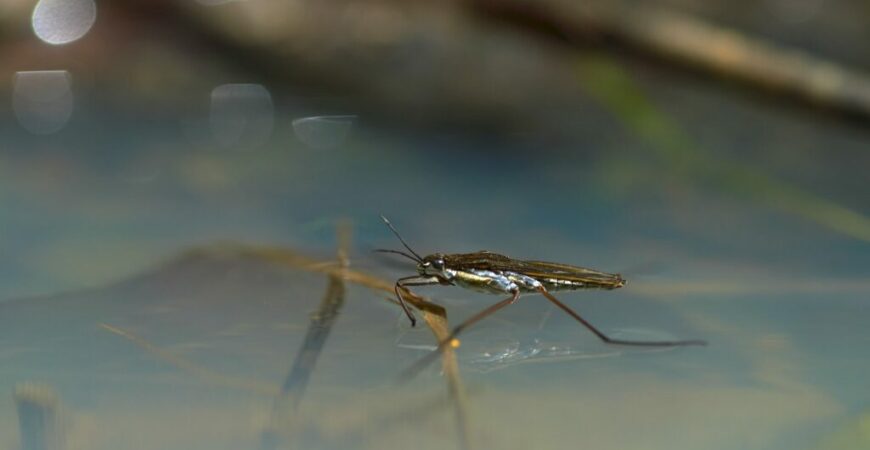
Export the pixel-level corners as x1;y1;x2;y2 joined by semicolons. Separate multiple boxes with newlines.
31;0;97;45
12;70;74;135
209;84;274;149
194;0;240;5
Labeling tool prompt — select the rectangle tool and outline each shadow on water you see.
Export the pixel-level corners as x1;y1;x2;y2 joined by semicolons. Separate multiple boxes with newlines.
1;223;483;449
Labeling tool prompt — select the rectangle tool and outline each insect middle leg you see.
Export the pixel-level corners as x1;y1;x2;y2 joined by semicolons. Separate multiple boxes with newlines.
394;276;444;327
398;289;520;382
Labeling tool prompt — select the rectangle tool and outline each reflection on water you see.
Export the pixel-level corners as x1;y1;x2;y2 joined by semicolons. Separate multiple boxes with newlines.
14;383;65;450
405;336;624;373
397;324;696;373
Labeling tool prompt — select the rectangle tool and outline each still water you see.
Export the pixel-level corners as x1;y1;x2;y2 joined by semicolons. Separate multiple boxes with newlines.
1;75;868;450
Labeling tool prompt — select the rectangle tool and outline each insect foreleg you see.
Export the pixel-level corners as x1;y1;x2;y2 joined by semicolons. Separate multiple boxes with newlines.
394;276;443;328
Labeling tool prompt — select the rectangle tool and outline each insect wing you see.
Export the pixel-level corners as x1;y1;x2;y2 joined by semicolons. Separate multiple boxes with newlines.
441;251;513;269
442;252;623;287
515;260;623;285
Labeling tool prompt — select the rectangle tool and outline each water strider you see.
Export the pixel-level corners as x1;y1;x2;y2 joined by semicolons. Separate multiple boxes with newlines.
376;216;706;378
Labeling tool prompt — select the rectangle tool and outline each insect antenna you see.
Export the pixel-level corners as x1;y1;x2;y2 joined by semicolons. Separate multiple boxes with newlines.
379;215;424;262
373;248;421;263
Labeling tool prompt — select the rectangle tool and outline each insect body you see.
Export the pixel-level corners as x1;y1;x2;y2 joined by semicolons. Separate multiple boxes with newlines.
376;216;705;378
419;251;625;295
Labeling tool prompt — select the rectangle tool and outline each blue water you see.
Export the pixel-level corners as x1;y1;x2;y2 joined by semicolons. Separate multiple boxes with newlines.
1;62;869;450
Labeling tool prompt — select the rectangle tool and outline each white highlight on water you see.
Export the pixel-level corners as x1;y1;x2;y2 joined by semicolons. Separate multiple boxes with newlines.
292;115;357;150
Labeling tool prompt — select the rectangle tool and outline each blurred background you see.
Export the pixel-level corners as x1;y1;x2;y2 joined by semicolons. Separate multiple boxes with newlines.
1;0;869;449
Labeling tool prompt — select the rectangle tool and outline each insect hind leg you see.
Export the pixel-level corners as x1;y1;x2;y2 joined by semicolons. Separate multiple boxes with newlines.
537;286;707;347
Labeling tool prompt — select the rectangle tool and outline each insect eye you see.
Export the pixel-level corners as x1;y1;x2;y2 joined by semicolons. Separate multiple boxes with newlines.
433;259;444;269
